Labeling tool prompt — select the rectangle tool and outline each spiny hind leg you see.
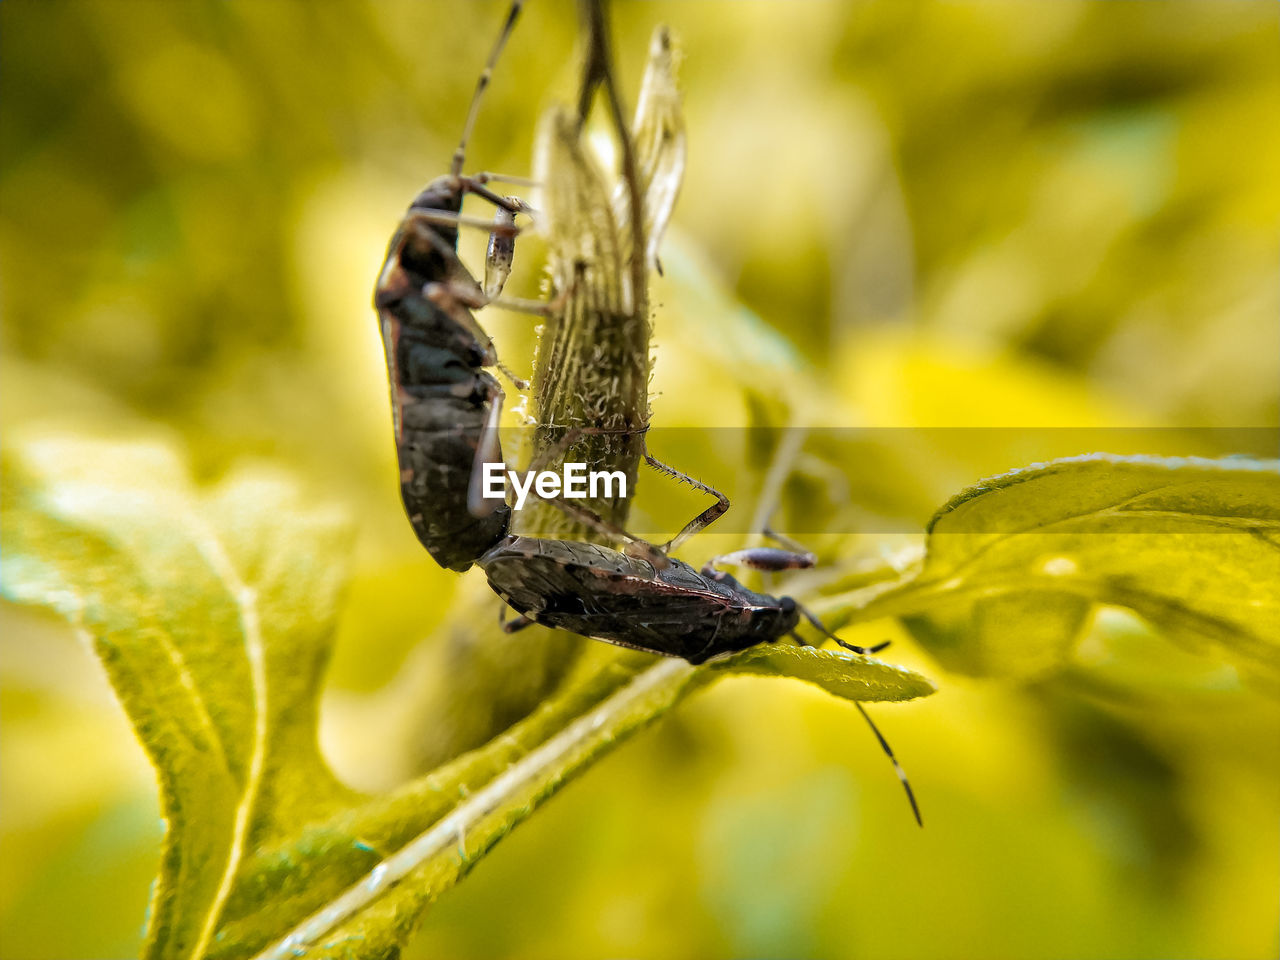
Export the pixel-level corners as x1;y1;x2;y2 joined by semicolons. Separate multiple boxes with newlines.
507;426;670;568
471;421;670;568
642;446;731;556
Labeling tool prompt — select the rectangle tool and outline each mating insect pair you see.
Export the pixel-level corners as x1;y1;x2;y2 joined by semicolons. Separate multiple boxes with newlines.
373;0;921;825
371;11;879;664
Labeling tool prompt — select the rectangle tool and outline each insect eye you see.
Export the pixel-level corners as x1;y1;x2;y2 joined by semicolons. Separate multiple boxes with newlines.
780;596;796;613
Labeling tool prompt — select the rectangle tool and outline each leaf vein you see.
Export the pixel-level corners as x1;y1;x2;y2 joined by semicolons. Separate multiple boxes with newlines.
933;501;1280;580
184;518;269;960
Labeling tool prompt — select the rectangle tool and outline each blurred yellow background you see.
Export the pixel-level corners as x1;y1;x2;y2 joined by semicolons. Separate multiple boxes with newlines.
2;2;1277;958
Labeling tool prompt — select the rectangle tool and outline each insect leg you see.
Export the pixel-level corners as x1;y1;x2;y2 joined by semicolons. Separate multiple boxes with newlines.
522;422;650;474
700;522;826;579
497;605;537;634
762;526;816;556
485;196;536;298
479;292;564;317
400;213;537;388
481;423;670;567
520;449;670;567
539;498;670;569
375;218;504;375
792;605;920;827
700;546;817;581
423;266;565;320
467;376;507;519
642;448;731;554
399;212;501;296
521;428;671;567
400;206;524;238
421;279;498;364
401;188;534;301
388;225;533;396
470;171;540;188
396;189;532;306
459;178;529;214
495;358;529;391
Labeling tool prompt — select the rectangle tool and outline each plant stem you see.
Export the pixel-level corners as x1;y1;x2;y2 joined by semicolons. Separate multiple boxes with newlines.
520;0;651;541
249;658;694;960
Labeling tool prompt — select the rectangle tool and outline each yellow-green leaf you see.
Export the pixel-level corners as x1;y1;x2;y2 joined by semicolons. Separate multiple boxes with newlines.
2;436;937;960
857;454;1280;685
1;436;355;959
711;643;936;702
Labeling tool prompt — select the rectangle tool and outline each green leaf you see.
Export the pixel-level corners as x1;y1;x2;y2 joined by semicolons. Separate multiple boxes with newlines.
901;593;1091;681
2;436;936;960
212;648;679;959
854;454;1280;684
240;639;934;960
2;436;355;959
711;643;937;702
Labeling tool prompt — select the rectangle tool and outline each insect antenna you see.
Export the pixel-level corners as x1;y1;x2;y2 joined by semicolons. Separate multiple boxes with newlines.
792;603;922;826
854;702;924;828
452;1;525;177
796;603;890;656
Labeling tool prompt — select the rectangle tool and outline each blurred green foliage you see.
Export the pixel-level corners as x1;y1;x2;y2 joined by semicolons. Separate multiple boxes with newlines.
2;2;1278;958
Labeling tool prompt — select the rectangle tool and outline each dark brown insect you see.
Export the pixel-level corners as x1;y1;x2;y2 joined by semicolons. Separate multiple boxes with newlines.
480;534;922;825
373;3;529;571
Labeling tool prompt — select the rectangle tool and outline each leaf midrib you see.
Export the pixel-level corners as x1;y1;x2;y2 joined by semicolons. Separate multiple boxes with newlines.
181;516;268;960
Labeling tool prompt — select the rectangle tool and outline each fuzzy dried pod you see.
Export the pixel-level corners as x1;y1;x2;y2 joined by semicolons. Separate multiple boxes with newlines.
619;26;686;274
520;25;686;540
536;103;634;320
